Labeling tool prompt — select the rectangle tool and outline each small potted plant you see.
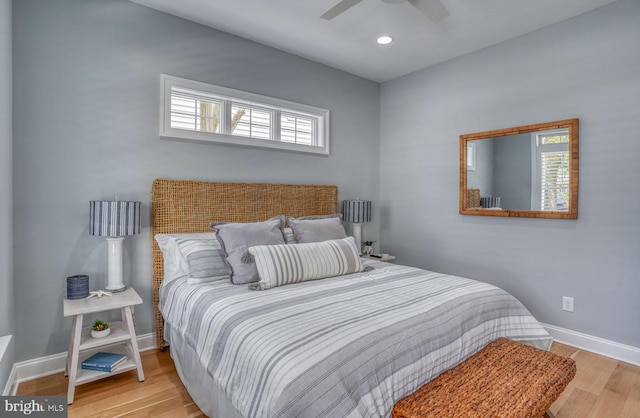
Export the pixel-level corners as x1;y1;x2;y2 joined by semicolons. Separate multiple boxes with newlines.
91;319;111;339
362;240;376;256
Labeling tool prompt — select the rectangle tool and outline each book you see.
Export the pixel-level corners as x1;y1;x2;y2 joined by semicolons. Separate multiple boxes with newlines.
81;363;126;373
81;352;127;372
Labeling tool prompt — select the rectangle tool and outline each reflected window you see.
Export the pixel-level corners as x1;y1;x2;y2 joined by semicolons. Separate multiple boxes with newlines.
532;129;570;211
466;143;476;171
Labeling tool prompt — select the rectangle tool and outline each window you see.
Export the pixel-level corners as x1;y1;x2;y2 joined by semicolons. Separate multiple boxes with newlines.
160;75;330;155
170;87;223;133
466;142;476;171
531;129;570;211
281;112;315;145
231;103;272;140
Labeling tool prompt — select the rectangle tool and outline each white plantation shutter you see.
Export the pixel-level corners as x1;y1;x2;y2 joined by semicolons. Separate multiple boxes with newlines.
170;88;223;133
540;149;570;210
281;112;316;145
160;75;330;155
532;130;570;211
231;103;272;140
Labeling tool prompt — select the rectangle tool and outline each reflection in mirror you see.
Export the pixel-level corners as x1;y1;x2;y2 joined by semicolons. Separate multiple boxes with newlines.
460;119;578;219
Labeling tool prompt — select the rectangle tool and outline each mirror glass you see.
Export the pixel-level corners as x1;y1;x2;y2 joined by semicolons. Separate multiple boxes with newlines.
460;119;578;219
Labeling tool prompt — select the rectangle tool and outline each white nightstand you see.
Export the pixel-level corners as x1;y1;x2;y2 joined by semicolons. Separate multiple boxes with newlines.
63;287;145;404
361;254;396;262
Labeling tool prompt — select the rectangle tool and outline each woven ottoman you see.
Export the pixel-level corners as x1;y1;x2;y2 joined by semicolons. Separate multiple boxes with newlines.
392;338;576;418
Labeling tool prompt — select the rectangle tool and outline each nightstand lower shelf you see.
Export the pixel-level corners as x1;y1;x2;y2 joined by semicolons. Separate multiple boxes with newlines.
75;345;139;386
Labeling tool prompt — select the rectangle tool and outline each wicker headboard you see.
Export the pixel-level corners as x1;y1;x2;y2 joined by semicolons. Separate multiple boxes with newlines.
151;179;338;349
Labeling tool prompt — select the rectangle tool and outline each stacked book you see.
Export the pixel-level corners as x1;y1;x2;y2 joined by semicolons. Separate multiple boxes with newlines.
81;352;127;372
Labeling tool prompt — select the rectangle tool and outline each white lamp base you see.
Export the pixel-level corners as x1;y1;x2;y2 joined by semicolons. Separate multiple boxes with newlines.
351;223;363;255
105;237;126;293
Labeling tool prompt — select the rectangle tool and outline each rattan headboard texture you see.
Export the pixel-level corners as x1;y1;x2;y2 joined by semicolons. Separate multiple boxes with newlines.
151;179;338;349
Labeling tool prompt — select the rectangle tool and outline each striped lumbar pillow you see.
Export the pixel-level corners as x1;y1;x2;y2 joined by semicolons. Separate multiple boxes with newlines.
248;236;364;290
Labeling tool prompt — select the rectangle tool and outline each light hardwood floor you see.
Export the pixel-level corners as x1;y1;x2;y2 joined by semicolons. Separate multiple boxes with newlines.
549;343;640;418
17;342;640;417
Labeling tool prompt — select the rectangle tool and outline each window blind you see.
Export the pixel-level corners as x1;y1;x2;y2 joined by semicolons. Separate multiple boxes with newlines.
540;150;570;211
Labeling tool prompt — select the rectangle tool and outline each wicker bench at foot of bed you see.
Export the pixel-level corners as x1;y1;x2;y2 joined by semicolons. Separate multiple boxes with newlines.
391;338;576;418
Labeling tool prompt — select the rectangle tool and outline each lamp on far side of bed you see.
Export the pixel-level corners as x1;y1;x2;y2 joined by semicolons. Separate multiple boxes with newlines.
342;199;372;254
90;199;141;293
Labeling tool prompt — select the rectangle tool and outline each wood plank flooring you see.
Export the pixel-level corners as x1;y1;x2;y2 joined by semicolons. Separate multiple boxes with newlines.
17;348;206;418
16;342;640;417
549;343;640;418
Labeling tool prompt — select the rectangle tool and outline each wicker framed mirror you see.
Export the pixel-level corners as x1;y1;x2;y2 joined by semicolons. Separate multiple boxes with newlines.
460;119;579;219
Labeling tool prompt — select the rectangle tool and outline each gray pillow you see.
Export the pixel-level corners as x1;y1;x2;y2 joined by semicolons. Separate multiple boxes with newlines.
287;216;347;244
289;213;343;221
210;217;286;284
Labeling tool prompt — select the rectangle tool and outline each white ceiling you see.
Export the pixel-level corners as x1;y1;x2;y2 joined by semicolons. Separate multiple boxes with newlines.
129;0;619;83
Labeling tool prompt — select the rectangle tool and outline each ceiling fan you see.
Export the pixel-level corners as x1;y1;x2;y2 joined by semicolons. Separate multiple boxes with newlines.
320;0;450;23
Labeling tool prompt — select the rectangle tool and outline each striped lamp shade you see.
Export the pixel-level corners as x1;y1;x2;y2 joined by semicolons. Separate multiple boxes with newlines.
342;200;372;223
89;200;142;237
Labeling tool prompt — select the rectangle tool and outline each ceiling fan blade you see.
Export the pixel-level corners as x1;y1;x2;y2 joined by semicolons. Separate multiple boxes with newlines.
320;0;363;20
408;0;450;23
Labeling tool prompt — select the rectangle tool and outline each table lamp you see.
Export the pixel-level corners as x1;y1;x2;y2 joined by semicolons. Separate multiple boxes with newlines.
90;199;141;292
343;199;372;254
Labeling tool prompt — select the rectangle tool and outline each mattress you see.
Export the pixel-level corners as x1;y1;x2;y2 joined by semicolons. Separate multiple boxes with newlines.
160;259;552;418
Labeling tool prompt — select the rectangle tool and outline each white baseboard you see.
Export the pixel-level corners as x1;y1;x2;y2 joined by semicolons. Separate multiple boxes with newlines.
1;335;16;396
542;323;640;366
3;333;155;396
3;363;17;397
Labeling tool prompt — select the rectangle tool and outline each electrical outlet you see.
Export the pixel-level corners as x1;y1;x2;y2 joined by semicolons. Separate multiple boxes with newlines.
562;296;574;312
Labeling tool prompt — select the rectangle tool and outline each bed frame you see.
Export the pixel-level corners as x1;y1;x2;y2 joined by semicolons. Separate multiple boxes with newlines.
150;179;338;349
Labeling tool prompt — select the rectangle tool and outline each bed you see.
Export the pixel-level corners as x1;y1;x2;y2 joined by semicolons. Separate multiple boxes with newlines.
151;179;552;418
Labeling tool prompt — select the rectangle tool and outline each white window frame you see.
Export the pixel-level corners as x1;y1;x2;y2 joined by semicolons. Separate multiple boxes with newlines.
466;142;476;171
530;128;570;211
160;74;330;155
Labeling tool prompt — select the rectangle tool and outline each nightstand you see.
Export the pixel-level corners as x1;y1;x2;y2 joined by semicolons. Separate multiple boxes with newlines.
63;287;145;404
361;254;396;262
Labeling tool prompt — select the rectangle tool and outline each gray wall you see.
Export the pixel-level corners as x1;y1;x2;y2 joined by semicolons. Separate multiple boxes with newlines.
380;0;640;348
492;134;531;210
13;0;380;360
0;0;15;388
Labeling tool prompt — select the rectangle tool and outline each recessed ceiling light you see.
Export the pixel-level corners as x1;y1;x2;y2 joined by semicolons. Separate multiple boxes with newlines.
376;35;394;45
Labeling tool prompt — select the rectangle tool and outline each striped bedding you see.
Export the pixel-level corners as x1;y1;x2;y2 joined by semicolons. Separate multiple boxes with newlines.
160;259;552;418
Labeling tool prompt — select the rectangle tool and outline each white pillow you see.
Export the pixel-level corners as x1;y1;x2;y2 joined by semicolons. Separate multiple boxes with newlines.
248;236;364;290
155;233;218;283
